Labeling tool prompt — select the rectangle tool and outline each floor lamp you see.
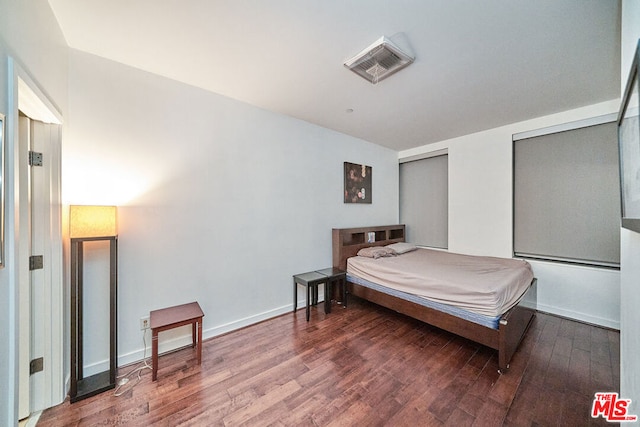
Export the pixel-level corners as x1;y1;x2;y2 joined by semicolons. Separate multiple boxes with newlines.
69;205;118;403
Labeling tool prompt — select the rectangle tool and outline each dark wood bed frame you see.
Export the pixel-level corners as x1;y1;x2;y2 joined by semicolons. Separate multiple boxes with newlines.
332;224;537;373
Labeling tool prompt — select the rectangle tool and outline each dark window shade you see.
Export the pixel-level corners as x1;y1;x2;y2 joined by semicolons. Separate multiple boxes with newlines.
513;122;620;267
399;155;448;248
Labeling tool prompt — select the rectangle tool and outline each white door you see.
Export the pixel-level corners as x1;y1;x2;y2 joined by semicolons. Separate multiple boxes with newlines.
18;115;31;420
18;115;63;419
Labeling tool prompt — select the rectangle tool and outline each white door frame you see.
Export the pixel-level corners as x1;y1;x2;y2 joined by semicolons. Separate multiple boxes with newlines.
7;57;64;421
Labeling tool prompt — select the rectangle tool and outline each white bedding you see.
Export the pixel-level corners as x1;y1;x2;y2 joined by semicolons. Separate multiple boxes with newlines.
347;248;534;317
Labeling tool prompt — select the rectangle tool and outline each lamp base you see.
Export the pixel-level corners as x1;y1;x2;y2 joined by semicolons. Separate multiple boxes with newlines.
70;370;115;403
70;236;118;404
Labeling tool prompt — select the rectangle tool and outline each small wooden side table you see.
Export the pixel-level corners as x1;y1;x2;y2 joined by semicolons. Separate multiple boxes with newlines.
293;271;331;321
150;301;204;381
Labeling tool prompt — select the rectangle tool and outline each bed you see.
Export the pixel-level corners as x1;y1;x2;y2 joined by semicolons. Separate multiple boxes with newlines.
332;224;537;373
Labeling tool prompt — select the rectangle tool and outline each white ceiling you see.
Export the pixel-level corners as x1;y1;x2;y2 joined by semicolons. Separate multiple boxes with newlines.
47;0;621;152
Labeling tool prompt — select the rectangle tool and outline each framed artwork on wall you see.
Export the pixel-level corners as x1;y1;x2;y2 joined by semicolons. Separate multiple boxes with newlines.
618;40;640;234
344;162;372;204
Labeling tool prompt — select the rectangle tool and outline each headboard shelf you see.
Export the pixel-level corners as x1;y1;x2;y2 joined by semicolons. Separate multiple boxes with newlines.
388;228;404;240
332;224;406;270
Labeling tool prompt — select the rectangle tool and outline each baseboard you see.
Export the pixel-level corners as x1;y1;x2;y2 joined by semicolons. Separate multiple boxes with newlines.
80;360;113;378
536;302;620;330
24;411;42;427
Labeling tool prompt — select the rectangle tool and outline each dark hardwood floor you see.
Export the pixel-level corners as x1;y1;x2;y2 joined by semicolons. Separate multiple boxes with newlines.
37;297;620;426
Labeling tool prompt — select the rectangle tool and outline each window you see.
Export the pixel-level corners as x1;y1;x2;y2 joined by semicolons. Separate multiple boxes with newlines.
399;154;448;248
513;120;620;267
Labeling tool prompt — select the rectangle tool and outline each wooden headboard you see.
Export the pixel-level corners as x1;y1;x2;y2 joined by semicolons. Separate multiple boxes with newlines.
332;224;406;270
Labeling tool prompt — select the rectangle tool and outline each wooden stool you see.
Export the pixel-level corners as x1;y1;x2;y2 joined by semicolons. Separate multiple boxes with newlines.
150;302;204;381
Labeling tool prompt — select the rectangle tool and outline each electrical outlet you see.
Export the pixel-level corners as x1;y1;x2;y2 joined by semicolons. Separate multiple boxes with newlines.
140;316;150;330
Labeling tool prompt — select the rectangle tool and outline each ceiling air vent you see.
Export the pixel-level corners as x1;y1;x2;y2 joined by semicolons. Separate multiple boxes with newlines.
344;36;414;84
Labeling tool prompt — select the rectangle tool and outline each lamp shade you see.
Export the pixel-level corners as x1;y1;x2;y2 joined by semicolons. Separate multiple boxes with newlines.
69;205;117;238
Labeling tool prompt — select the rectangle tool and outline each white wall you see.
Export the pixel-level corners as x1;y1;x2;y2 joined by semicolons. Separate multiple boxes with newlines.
0;1;68;425
64;50;399;369
0;39;13;425
620;0;640;421
0;39;15;427
400;100;621;329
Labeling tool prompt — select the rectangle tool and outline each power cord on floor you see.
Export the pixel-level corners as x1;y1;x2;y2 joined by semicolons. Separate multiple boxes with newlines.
114;328;153;396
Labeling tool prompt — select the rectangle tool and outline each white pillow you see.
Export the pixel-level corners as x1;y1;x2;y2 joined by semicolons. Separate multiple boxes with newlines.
385;242;417;255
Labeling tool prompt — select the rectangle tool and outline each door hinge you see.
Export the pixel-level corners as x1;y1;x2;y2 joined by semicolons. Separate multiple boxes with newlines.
29;255;44;270
30;357;44;375
28;151;43;166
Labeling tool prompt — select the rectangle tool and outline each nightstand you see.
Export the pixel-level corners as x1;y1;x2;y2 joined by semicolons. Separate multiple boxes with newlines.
293;268;347;321
293;271;331;321
315;268;347;307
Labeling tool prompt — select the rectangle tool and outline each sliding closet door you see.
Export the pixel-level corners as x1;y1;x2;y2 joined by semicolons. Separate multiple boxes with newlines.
399;154;448;248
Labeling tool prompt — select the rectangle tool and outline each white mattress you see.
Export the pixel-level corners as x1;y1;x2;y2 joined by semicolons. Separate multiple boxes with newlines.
347;248;534;317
